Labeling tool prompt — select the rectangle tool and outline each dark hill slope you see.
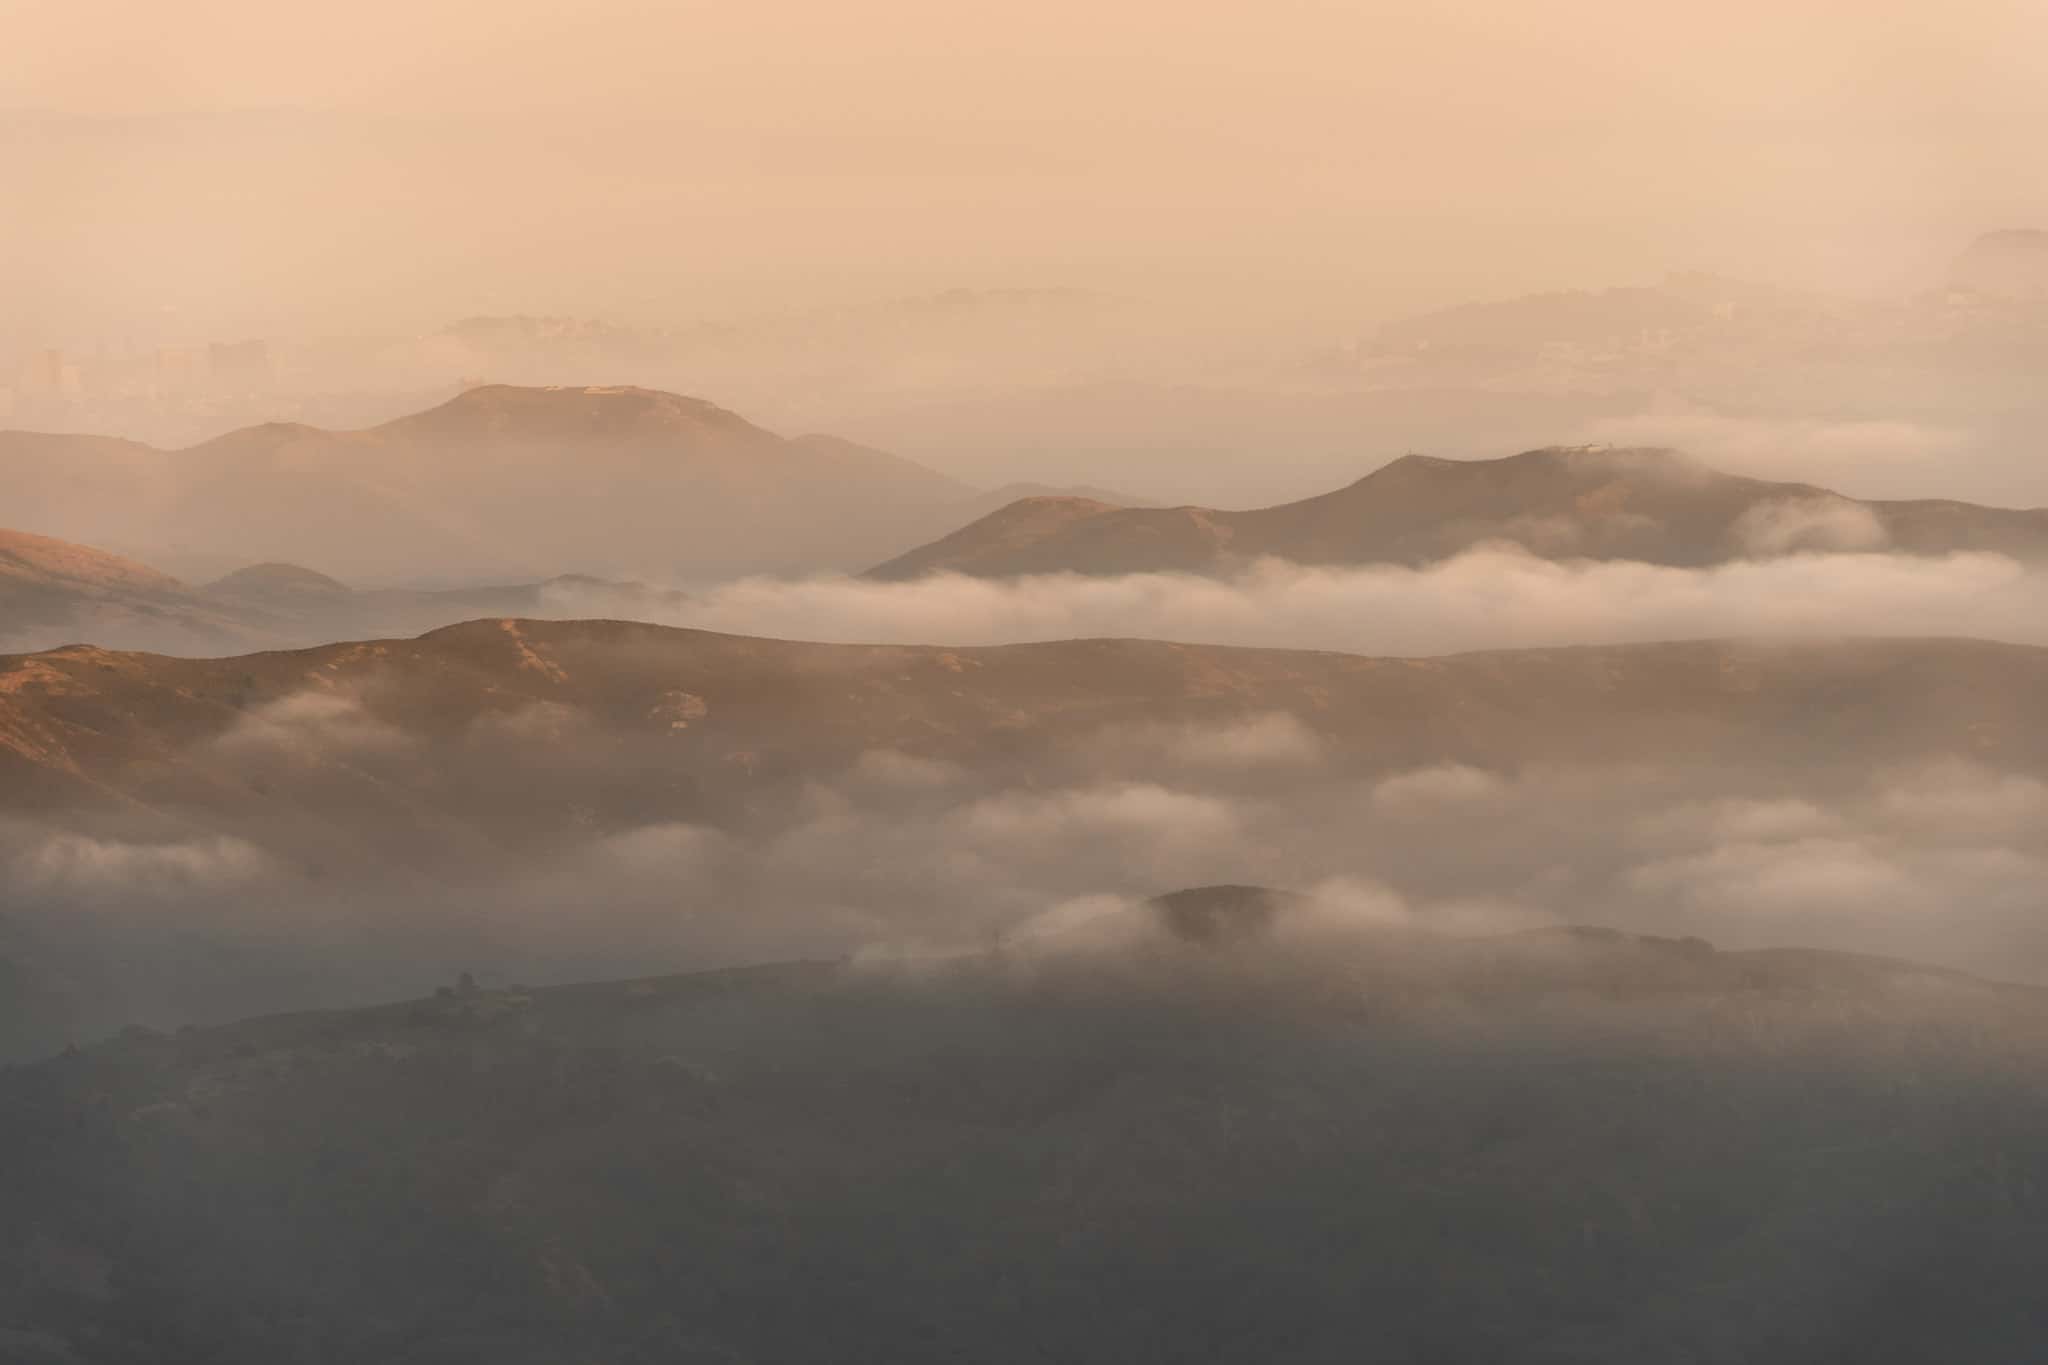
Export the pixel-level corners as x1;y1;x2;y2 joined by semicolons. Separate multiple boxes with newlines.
4;918;2048;1364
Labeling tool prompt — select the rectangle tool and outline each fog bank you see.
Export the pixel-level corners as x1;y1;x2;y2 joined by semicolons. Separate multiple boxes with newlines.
570;550;2048;655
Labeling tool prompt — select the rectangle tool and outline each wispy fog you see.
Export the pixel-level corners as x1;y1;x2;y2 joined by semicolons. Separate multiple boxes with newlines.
6;691;2046;1055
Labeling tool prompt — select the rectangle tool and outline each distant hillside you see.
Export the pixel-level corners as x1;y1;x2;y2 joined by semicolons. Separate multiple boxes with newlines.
0;528;687;654
7;620;2046;854
871;445;2048;579
0;384;971;583
196;561;689;647
949;480;1154;521
1950;229;2048;300
4;915;2048;1363
0;528;264;654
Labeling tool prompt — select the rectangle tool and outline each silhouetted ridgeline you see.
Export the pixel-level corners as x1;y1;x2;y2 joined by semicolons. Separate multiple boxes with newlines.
870;445;2048;579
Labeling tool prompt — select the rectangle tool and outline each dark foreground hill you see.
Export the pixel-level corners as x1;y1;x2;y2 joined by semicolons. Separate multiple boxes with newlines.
4;901;2048;1364
869;444;2048;578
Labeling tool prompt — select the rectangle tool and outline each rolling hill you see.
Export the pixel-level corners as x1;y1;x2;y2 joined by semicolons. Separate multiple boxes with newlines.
869;444;2048;579
5;618;2046;852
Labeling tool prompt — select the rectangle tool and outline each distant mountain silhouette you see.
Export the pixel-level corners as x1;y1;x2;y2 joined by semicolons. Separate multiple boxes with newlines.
0;385;971;583
870;445;2048;578
951;480;1154;521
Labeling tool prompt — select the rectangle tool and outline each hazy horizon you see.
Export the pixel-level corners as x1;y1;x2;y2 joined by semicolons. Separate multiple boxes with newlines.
8;0;2046;339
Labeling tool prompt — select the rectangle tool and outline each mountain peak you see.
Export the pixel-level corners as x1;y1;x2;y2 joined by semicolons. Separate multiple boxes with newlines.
205;562;353;600
179;420;330;458
384;383;765;442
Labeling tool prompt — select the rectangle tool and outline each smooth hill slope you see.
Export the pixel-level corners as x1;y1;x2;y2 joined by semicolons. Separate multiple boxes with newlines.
870;444;2048;578
0;384;971;582
0;528;264;654
5;912;2048;1363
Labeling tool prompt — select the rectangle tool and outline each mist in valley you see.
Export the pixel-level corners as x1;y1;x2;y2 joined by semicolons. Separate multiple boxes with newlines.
5;651;2046;1059
6;1;2048;1359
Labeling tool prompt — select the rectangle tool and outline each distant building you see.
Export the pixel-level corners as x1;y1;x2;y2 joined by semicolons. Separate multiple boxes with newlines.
208;339;274;392
155;345;207;396
18;348;63;398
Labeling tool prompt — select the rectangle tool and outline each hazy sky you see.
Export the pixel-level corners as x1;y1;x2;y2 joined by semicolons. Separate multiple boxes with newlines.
6;0;2045;335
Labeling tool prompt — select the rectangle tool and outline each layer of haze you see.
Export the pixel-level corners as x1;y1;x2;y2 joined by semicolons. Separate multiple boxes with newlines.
7;703;2046;1053
7;0;2047;338
7;0;2048;1058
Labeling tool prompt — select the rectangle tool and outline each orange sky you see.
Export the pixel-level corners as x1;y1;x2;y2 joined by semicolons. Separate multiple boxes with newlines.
5;0;2043;334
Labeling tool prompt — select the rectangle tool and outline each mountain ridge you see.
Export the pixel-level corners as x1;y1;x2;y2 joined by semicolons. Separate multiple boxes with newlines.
869;443;2048;578
7;619;2047;840
0;384;972;583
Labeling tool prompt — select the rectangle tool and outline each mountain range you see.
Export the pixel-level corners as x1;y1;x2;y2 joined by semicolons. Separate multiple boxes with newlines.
0;385;982;583
17;385;2047;606
870;444;2048;579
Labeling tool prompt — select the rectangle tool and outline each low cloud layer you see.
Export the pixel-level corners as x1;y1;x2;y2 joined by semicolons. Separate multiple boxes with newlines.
6;716;2046;1057
556;549;2048;656
7;828;278;905
7;606;2048;1056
